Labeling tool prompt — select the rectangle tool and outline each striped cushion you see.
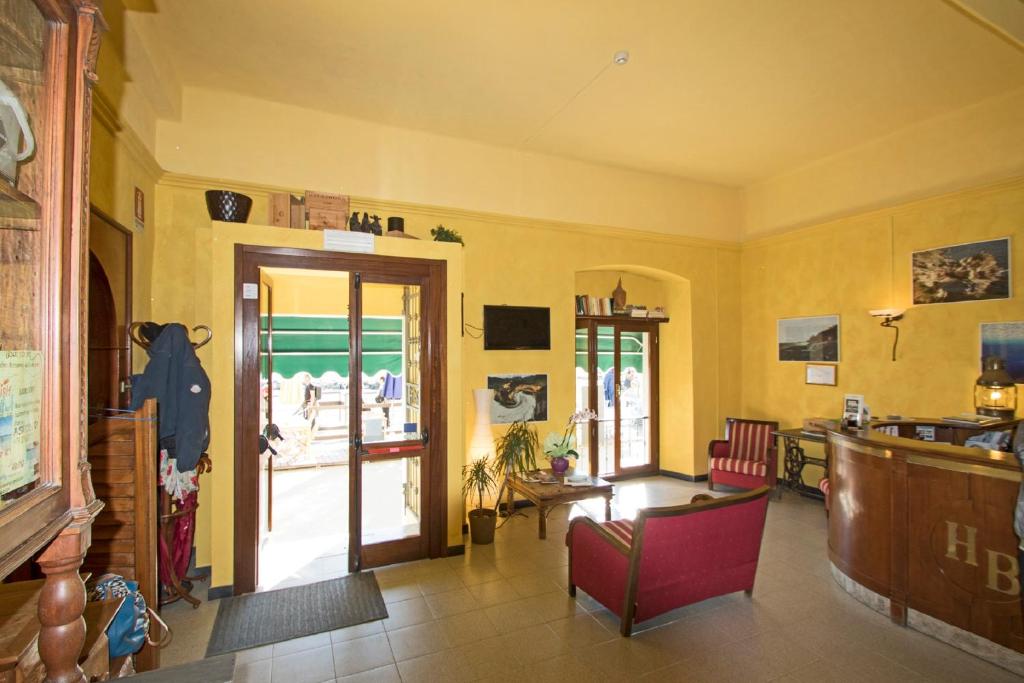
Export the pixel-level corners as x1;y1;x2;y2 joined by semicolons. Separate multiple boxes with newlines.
728;421;772;462
602;519;634;547
710;457;767;477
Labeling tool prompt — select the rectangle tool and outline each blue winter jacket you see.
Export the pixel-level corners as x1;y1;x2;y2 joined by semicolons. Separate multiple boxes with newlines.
130;323;211;472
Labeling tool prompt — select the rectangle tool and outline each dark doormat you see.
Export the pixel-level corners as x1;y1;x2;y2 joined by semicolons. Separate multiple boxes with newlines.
205;573;388;657
129;654;235;682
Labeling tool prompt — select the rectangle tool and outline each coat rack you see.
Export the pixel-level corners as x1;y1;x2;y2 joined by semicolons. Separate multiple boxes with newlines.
127;321;212;608
128;322;212;350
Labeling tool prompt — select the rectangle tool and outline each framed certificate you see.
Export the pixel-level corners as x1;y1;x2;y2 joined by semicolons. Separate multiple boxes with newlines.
805;363;837;386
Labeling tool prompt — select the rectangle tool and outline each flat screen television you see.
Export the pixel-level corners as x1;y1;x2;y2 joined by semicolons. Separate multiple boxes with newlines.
483;306;551;350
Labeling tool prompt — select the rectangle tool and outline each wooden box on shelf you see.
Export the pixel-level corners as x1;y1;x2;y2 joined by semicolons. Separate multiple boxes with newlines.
305;190;350;230
268;192;305;229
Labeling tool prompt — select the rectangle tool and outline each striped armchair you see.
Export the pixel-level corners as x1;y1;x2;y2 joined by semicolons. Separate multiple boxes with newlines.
567;487;771;636
708;417;778;493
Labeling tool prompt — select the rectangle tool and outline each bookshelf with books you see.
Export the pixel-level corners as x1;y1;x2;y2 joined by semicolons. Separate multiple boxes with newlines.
574;295;668;322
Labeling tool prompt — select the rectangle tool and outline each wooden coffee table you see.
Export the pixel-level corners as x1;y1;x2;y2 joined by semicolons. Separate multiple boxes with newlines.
506;470;614;539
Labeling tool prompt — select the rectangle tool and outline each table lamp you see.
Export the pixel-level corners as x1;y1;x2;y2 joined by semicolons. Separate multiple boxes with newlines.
975;356;1017;419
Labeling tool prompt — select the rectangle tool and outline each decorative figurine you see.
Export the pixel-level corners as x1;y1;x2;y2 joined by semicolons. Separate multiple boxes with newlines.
612;278;627;312
349;211;360;232
369;214;383;236
359;212;371;233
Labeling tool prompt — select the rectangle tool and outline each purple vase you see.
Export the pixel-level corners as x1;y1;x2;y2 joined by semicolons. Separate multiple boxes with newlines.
550;457;570;475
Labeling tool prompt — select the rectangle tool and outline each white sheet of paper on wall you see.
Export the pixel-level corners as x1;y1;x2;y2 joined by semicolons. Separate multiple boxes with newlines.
242;283;258;300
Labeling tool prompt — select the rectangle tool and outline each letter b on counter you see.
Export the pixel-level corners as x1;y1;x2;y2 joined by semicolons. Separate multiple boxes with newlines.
944;521;1019;595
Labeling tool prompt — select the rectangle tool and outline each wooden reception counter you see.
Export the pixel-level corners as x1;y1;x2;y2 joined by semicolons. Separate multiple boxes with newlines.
826;419;1022;673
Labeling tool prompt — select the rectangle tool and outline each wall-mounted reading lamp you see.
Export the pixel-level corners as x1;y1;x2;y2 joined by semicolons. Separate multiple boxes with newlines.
869;308;905;361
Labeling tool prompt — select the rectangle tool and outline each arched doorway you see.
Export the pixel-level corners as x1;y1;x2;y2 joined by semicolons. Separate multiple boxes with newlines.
574;266;694;478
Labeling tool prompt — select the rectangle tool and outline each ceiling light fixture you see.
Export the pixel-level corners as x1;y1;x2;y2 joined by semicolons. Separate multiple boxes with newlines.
614;50;630;65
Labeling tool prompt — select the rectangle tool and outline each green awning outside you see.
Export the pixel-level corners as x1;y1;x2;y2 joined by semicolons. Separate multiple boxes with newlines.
260;315;403;379
575;330;646;372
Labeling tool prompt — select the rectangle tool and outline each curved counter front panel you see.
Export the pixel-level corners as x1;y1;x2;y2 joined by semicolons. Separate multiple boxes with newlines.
826;423;1022;673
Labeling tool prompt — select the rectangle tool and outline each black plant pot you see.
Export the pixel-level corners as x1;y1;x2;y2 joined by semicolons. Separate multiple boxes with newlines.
205;190;252;223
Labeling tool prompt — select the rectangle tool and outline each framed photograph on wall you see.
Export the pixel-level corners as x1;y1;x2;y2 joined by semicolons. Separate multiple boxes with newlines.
777;315;840;362
980;321;1024;383
912;237;1011;305
805;363;837;386
487;373;548;423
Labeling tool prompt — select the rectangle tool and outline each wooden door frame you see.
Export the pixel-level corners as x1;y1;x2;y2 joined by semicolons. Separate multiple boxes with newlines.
581;319;660;478
349;272;434;571
88;205;133;405
233;244;448;595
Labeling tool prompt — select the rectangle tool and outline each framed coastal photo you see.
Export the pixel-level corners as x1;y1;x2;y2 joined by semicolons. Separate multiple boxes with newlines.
778;315;840;362
487;373;548;423
980;321;1024;383
806;363;837;386
912;237;1011;305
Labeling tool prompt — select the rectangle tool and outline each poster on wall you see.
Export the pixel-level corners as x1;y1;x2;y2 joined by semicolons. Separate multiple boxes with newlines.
911;237;1011;305
0;351;43;500
981;321;1024;383
777;315;839;362
487;373;548;423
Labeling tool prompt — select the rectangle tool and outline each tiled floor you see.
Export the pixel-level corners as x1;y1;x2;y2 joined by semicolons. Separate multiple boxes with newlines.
258;466;347;591
160;476;1022;682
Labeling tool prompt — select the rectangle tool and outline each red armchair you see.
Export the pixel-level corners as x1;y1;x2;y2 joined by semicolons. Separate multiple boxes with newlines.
566;487;771;636
708;417;778;493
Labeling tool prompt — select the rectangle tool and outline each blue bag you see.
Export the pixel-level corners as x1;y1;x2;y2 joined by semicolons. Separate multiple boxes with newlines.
89;574;169;658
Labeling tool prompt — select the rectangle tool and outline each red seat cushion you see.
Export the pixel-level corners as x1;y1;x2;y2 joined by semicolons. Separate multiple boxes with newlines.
602;519;635;547
710;457;767;478
819;477;830;495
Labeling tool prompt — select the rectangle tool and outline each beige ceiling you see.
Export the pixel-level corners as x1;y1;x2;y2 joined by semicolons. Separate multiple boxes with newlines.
127;0;1024;186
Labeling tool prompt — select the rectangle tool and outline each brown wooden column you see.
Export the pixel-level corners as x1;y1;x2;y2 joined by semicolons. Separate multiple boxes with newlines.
36;520;92;683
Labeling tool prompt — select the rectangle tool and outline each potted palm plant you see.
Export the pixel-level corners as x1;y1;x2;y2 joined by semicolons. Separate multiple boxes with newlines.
491;420;539;479
462;458;498;544
490;420;539;516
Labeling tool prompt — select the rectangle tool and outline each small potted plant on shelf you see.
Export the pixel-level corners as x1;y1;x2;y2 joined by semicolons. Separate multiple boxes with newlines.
430;224;464;245
462;457;498;544
543;409;598;475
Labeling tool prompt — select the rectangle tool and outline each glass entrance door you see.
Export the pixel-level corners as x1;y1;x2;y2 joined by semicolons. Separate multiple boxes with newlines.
349;277;431;571
576;320;659;477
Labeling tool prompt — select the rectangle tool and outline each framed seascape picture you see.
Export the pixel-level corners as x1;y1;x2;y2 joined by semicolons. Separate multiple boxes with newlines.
912;237;1011;305
806;363;837;386
980;321;1024;383
778;315;840;362
487;373;548;423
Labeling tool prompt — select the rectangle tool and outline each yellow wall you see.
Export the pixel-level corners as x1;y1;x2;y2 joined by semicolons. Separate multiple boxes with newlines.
261;271;404;317
155;87;742;241
744;88;1024;238
89;104;163;371
741;178;1024;483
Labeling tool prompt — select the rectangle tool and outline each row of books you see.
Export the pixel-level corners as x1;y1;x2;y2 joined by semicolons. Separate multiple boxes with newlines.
575;295;616;316
574;295;667;319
